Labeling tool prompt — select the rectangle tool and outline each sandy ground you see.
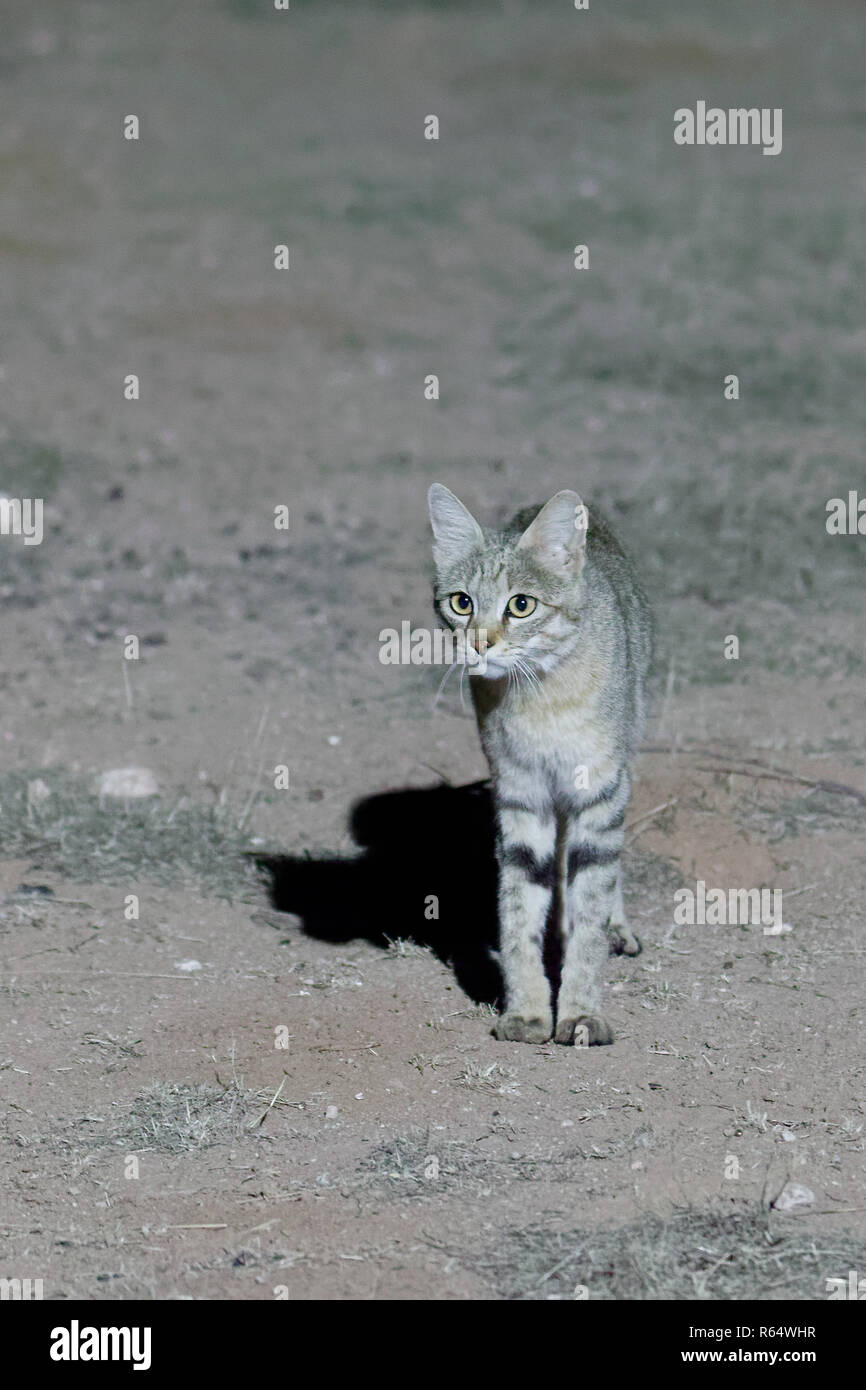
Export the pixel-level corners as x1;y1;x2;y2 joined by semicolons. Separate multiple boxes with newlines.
1;0;865;1299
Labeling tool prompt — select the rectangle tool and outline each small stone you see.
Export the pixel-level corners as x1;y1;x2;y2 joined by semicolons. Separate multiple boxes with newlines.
325;1105;338;1120
174;959;202;972
772;1181;814;1211
27;778;51;808
98;767;159;799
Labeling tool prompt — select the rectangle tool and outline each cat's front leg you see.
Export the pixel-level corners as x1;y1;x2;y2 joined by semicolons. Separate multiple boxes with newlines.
493;799;556;1043
604;863;641;957
556;770;630;1045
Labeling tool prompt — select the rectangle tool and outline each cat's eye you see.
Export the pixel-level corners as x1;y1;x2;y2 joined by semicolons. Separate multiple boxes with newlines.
506;594;537;618
449;592;473;616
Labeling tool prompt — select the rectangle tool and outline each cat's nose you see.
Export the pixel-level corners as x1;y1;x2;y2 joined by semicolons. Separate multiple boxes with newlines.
473;632;489;654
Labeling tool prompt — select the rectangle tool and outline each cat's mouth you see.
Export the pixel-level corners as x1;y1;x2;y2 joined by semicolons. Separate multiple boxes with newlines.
469;654;510;678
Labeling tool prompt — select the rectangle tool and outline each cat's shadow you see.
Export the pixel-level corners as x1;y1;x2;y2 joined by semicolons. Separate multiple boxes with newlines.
254;780;504;1006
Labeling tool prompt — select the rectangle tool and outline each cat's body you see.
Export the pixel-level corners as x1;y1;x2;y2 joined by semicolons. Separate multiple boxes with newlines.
428;485;652;1045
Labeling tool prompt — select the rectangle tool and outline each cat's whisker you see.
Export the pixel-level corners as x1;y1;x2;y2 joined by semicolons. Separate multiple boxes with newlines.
524;658;552;710
513;654;541;700
524;657;547;697
433;659;459;709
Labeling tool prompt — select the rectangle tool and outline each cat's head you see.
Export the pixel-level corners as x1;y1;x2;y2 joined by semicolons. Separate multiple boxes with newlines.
427;484;587;679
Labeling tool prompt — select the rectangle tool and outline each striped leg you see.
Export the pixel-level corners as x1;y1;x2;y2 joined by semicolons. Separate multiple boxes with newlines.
605;863;641;957
556;770;630;1046
493;799;556;1043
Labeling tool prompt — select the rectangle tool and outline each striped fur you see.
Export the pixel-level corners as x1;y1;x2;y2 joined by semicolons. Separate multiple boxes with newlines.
428;484;652;1045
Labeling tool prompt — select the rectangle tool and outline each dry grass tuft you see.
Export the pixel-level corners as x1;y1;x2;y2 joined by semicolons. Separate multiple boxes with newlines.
0;770;269;894
456;1207;866;1301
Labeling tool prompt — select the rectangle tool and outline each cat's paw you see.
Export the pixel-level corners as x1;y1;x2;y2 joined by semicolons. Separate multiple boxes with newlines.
554;1013;615;1047
494;1012;552;1044
608;928;641;957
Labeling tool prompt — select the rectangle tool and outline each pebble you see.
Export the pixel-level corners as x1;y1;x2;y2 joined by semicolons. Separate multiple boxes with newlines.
773;1181;814;1211
97;767;159;798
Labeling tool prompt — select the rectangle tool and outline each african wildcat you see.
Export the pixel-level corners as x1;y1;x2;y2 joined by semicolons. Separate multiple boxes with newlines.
428;484;652;1045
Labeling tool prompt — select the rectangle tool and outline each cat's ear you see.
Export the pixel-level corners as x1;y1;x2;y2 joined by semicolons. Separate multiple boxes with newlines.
517;490;587;570
427;484;484;568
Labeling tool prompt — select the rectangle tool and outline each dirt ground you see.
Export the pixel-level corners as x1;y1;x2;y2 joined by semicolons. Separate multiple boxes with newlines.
1;0;865;1300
